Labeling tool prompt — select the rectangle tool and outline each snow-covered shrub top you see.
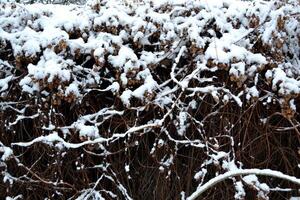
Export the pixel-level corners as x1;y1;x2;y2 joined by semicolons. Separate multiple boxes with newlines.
0;0;299;199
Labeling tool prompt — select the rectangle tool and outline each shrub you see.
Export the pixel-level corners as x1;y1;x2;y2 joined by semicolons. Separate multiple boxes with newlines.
0;0;299;199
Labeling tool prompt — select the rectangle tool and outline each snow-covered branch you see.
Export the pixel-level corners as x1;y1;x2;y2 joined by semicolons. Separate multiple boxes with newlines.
187;168;300;200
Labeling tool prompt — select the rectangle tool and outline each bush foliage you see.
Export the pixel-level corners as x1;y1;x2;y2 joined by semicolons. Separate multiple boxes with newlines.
0;0;300;199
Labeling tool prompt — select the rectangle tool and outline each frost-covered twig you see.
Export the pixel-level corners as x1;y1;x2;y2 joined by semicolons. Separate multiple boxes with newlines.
187;168;300;200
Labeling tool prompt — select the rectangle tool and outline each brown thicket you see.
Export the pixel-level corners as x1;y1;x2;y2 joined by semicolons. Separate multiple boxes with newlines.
0;0;300;199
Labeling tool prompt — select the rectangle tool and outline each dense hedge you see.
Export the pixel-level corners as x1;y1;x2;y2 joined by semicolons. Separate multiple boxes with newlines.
0;0;300;199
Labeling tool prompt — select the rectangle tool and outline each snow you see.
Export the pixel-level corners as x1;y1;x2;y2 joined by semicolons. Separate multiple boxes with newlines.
0;75;13;92
125;165;130;172
65;82;80;97
194;168;207;181
27;50;71;82
289;99;296;111
5;196;22;200
76;124;100;139
246;86;259;100
187;168;300;200
0;0;297;103
108;46;139;69
234;181;245;200
290;197;300;200
120;89;133;107
109;82;120;93
1;0;300;199
178;111;187;136
140;51;157;65
132;70;157;99
229;62;245;77
266;67;300;96
0;143;13;161
243;174;258;184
